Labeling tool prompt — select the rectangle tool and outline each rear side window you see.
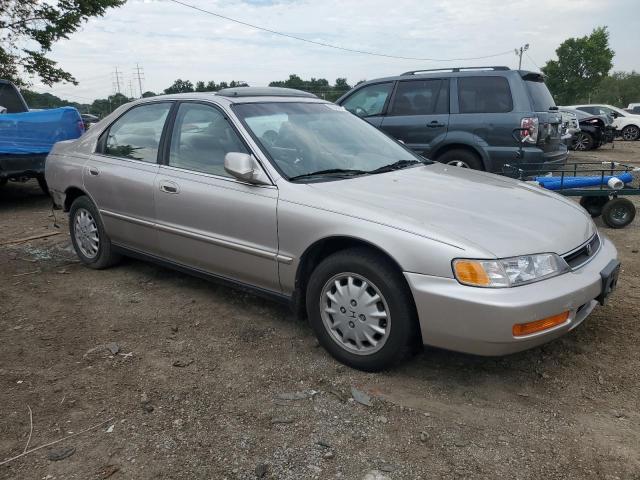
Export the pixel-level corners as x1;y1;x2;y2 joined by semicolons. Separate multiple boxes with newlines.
390;79;449;115
458;77;513;113
102;103;172;163
0;82;28;113
525;79;556;111
342;82;393;117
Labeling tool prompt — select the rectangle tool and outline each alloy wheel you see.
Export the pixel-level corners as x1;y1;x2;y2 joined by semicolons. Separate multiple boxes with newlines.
74;208;100;258
573;133;592;151
622;126;640;141
320;273;390;355
446;160;470;168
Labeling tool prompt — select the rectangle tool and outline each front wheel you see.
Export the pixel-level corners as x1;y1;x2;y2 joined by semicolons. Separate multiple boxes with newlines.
621;125;640;141
306;248;420;371
572;132;594;151
69;195;121;269
601;198;636;228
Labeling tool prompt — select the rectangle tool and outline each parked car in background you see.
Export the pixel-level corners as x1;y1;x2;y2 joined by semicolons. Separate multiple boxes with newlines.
81;113;100;129
335;66;567;173
625;105;640;115
559;108;614;151
568;104;640;141
559;109;580;145
45;87;619;371
1;79;84;192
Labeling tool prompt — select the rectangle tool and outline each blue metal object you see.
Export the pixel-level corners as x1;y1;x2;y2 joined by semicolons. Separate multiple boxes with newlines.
535;172;634;190
0;107;84;154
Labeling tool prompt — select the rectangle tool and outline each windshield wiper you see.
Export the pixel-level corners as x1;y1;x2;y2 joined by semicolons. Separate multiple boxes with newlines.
288;168;368;182
367;159;423;174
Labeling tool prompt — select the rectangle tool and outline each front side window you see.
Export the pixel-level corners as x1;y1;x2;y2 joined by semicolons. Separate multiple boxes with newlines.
104;103;171;162
390;79;449;115
234;102;423;180
458;76;513;113
341;82;393;117
168;103;248;177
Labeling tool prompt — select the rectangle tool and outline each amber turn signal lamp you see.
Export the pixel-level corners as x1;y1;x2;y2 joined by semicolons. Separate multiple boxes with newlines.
453;260;490;286
512;311;570;337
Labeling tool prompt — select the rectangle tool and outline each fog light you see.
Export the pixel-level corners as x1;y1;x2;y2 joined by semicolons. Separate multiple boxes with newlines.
512;311;570;337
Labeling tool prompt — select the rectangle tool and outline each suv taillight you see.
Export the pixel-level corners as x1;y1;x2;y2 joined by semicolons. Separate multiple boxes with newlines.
520;117;539;144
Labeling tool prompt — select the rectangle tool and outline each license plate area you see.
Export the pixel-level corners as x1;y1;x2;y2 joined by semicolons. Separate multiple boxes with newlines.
598;260;620;305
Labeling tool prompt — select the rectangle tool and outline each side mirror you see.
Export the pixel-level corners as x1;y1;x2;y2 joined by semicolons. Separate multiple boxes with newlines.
224;152;270;185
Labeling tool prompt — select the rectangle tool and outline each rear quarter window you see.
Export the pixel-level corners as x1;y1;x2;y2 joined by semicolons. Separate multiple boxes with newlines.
458;76;513;113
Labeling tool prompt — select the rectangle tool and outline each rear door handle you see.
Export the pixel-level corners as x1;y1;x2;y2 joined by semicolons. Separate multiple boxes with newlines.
427;121;446;128
159;181;179;194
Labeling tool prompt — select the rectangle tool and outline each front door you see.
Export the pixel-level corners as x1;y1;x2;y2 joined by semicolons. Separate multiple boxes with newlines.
84;102;173;254
380;78;449;157
340;82;395;129
154;102;280;292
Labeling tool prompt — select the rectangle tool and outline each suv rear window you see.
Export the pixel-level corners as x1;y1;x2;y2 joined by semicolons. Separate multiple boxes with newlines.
458;77;512;113
524;77;556;112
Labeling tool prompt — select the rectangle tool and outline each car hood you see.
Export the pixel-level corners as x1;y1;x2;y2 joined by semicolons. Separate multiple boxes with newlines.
307;163;595;258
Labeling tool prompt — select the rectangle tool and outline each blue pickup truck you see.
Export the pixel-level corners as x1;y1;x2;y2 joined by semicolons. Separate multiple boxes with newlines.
0;79;85;193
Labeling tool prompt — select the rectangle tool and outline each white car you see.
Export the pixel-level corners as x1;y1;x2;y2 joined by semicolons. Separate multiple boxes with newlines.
567;104;640;141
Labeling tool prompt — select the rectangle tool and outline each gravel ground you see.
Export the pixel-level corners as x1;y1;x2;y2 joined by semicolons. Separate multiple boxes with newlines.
1;142;639;480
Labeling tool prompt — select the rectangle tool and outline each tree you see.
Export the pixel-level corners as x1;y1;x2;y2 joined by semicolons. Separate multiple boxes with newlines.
590;71;640;107
195;81;207;92
141;91;156;98
542;26;614;105
163;79;194;94
0;0;126;87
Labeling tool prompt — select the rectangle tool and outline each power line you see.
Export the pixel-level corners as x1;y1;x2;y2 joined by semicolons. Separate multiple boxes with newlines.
133;63;145;98
166;0;514;62
525;51;542;71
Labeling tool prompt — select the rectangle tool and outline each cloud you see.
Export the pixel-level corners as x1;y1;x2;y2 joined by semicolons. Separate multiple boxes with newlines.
32;0;638;102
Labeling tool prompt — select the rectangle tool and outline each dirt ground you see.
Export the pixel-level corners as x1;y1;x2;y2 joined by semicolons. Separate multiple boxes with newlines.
1;142;639;480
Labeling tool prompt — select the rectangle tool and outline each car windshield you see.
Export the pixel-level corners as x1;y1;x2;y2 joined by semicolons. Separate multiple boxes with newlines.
233;102;425;181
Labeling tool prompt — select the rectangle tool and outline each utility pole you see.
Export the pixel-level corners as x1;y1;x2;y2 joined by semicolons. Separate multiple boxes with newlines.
128;79;134;99
133;63;145;98
514;44;529;70
112;66;123;94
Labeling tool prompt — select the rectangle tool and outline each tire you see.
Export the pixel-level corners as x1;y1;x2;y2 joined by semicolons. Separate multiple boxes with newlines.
601;198;636;229
69;195;121;269
36;175;49;195
572;132;594;151
621;125;640;141
306;248;420;371
579;196;608;218
437;149;484;170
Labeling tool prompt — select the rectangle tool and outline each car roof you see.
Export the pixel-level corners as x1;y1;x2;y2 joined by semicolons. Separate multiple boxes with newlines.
348;67;540;86
137;87;327;106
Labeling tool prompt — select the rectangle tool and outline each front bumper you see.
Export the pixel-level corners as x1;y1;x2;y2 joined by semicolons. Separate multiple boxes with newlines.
405;235;618;356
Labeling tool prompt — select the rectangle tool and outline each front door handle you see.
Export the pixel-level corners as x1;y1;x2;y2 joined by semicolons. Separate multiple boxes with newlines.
427;121;446;128
159;181;179;194
88;167;100;176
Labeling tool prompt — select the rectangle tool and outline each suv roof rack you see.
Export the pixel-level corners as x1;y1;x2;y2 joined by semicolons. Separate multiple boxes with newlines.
216;87;318;98
401;66;510;75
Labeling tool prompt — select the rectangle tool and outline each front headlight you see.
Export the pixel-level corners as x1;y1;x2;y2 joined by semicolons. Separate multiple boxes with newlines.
453;253;570;288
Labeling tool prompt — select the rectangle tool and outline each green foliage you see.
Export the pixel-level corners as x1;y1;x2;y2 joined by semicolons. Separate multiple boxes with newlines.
141;91;156;98
163;79;195;94
269;75;352;101
0;0;126;86
590;71;640;107
542;26;614;105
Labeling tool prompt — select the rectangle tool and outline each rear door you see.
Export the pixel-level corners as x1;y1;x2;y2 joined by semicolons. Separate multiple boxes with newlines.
522;74;563;153
85;102;173;254
380;78;449;156
339;82;394;128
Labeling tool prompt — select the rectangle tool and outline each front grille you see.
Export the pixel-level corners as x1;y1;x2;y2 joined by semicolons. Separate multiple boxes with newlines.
563;234;601;269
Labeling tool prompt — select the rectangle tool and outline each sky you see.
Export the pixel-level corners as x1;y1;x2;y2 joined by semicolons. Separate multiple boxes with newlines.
30;0;640;103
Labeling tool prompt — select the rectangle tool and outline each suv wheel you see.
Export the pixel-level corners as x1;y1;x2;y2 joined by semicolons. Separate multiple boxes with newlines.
306;248;419;371
437;149;483;170
572;132;594;151
621;125;640;141
69;196;121;269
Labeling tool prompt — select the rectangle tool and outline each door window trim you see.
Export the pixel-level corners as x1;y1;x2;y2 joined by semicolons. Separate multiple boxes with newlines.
339;81;396;118
161;100;275;186
95;101;176;164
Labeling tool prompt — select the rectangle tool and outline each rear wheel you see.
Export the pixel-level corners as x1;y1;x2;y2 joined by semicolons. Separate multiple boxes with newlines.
621;125;640;141
601;198;636;228
579;196;608;218
69;196;121;268
437;149;483;170
572;132;594;151
306;248;420;371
